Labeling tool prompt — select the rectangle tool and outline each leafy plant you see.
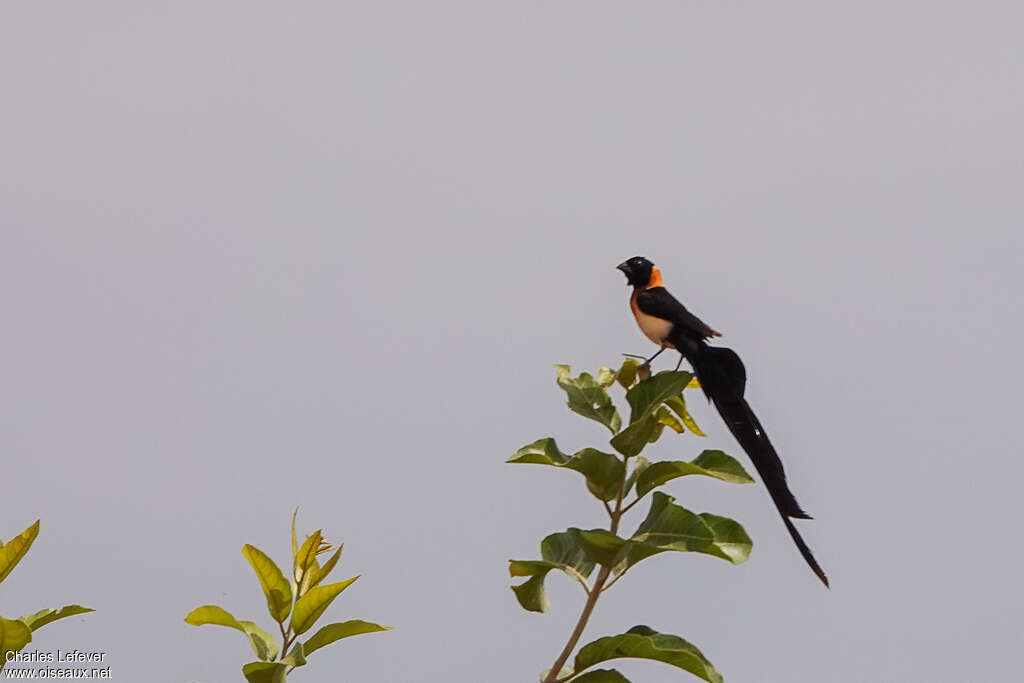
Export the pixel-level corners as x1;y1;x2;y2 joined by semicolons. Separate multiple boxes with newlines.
509;360;756;683
0;520;94;670
186;512;390;682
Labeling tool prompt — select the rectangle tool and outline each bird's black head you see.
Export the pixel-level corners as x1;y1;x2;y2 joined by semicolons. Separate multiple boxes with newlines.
616;256;654;288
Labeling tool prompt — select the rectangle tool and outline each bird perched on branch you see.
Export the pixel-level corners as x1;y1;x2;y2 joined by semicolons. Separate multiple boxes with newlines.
616;255;828;587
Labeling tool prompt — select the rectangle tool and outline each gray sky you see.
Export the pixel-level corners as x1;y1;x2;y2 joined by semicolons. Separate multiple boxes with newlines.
2;3;1022;682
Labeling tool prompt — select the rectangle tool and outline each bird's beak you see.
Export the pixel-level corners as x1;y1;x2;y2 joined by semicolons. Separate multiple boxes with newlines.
616;262;631;282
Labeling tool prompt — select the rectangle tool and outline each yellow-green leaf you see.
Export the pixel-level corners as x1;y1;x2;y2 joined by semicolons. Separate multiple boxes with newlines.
310;545;343;589
289;577;358;635
0;521;40;584
18;605;93;632
0;618;32;657
655;405;684;434
299;557;321;594
280;642;306;668
239;621;280;662
242;545;293;623
185;604;243;629
291;509;299;557
665;396;705;436
184;605;280;661
294;530;323;586
302;620;390;656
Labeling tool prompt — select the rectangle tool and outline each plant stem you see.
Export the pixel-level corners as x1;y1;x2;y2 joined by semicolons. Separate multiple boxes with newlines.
542;456;631;683
278;621;293;661
544;564;612;683
620;496;641;515
601;567;628;593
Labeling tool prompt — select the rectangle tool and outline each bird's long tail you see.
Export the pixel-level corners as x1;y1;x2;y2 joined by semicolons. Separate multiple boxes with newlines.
688;344;830;587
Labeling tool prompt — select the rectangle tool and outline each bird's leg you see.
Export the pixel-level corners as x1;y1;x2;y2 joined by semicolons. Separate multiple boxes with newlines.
674;354;685;371
643;345;668;368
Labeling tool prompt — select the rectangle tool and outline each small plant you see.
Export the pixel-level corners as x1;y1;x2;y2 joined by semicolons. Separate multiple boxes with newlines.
0;520;94;670
509;360;757;683
186;512;390;682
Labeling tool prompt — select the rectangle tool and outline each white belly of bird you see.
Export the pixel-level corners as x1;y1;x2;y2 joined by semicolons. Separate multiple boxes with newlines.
635;310;674;347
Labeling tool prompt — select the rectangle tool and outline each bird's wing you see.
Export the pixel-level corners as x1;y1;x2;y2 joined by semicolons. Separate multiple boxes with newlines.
636;287;721;340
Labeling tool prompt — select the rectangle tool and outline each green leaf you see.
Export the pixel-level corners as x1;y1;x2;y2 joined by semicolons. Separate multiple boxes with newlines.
635;450;754;497
0;521;40;584
609;413;660;458
555;365;622;433
623;456;650;496
578;493;750;573
242;661;287;683
607;372;693;457
242;545;293;623
635;492;751;566
508;562;556;613
574;625;723;683
572;669;632;683
509;439;625;501
302;620;391;656
509;529;596;612
281;642;306;668
540;666;574;682
665;396;706;436
18;605;93;632
615;358;642;390
577;529;632;568
184;605;279;661
290;576;359;635
539;529;598;577
697;513;754;564
0;618;32;657
624;371;693;423
632;492;719;557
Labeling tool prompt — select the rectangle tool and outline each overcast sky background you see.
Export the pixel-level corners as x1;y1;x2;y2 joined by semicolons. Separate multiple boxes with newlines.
2;3;1022;682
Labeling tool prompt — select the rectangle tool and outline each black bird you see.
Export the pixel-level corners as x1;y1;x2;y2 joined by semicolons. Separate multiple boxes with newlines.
617;255;828;587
